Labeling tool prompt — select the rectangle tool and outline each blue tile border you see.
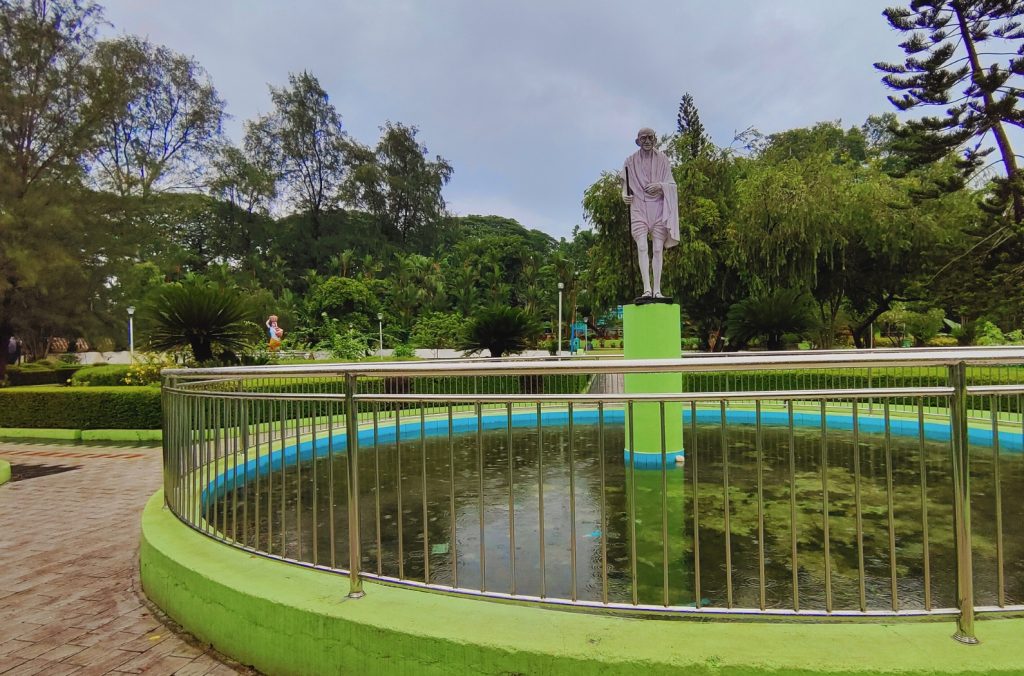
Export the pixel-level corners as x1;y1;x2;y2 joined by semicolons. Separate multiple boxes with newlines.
200;408;1022;505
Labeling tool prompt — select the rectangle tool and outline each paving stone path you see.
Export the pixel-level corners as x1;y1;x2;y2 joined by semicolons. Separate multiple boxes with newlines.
0;442;252;676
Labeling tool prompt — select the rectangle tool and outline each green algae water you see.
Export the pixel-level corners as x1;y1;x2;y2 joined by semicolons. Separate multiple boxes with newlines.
227;422;1024;612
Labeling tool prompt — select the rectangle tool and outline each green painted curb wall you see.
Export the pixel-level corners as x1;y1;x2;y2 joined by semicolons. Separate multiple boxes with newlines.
624;303;683;457
140;490;1024;675
0;459;10;486
0;427;162;442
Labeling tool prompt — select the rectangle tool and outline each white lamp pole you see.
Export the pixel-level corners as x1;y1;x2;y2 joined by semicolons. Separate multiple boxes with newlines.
377;312;384;360
557;282;564;357
126;306;135;361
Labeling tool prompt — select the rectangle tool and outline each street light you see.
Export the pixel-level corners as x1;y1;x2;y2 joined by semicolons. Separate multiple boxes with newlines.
377;312;384;360
557;282;564;357
126;306;135;361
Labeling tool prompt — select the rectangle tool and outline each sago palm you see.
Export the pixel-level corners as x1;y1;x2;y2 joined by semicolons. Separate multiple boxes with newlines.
144;280;255;362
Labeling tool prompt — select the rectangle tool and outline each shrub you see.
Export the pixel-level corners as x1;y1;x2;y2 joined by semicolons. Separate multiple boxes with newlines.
974;321;1006;346
0;386;162;429
392;343;415;359
925;335;959;347
125;354;176;385
5;364;82;386
71;364;131;386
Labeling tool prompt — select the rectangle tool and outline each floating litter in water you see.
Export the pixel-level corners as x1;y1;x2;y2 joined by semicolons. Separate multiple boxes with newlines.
431;543;450;555
585;530;602;539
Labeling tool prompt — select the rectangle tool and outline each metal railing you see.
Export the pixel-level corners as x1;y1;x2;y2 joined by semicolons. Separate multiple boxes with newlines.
161;347;1024;643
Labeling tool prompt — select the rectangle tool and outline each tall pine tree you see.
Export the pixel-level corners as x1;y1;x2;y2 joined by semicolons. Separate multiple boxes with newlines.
874;0;1024;223
675;92;710;160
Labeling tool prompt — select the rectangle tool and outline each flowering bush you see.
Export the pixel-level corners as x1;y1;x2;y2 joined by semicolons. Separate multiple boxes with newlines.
124;354;176;386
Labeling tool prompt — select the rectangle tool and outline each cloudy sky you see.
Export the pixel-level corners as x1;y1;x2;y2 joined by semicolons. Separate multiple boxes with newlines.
98;1;914;239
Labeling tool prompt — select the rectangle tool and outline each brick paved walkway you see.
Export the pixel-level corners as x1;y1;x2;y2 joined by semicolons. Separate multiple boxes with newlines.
0;442;252;675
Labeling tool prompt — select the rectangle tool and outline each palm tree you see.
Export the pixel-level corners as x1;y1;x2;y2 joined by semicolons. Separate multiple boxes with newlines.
144;279;254;362
461;306;541;358
330;249;356;278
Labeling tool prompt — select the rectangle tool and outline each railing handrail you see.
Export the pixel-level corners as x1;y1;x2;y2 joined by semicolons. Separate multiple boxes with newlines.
161;386;965;403
163;346;1024;380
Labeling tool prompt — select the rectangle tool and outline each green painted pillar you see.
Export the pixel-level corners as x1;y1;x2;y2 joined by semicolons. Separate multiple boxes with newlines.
623;303;684;468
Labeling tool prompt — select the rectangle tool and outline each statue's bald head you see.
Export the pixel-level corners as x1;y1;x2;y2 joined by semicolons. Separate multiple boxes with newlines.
636;127;656;149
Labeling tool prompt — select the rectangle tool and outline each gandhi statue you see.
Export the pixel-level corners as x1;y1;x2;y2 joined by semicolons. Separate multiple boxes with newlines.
620;127;679;301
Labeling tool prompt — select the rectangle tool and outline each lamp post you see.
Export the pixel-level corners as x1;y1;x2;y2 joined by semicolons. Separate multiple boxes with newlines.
557;282;564;357
377;312;384;360
126;306;135;361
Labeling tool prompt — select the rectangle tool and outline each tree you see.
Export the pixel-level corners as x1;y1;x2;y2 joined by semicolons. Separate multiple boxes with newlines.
209;144;277;216
461;306;541;358
143;278;254;362
675;92;710;160
0;0;118;377
247;71;347;246
297;276;378;344
410;311;467;357
875;0;1024;223
88;36;225;196
343;122;452;247
729;120;975;348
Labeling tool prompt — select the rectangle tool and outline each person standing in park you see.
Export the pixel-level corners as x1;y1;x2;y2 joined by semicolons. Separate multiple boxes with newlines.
620;127;679;301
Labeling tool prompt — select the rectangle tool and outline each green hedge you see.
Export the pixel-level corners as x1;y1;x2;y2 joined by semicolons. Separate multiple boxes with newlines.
682;366;1024;413
5;364;82;386
0;386;162;429
71;364;131;387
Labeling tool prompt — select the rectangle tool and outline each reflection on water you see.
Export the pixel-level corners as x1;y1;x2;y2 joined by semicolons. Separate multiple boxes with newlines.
223;421;1024;611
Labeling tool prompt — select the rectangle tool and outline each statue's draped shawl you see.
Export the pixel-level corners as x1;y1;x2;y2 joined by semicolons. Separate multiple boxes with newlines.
620;150;679;248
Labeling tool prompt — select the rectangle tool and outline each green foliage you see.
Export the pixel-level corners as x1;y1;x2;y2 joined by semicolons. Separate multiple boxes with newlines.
903;308;946;346
299;276;379;343
125;354;176;385
461;307;542;358
319;325;371;361
410;311;467;354
975;321;1008;346
0;386;162;429
71;364;130;386
4;364;82;386
143;278;256;362
926;335;959;347
392;343;415;359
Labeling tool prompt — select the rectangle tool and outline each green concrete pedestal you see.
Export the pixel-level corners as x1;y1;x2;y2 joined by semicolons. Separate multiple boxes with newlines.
623;303;683;468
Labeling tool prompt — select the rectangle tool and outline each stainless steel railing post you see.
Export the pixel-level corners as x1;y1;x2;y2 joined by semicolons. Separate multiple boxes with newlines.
345;373;365;598
949;362;977;644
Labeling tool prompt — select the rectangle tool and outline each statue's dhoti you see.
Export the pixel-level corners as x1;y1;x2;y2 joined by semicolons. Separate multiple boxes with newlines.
630;197;669;241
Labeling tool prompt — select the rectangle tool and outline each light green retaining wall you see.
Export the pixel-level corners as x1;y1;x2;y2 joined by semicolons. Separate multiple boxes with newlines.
624;303;683;457
0;427;161;442
0;459;10;486
140;490;1024;676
